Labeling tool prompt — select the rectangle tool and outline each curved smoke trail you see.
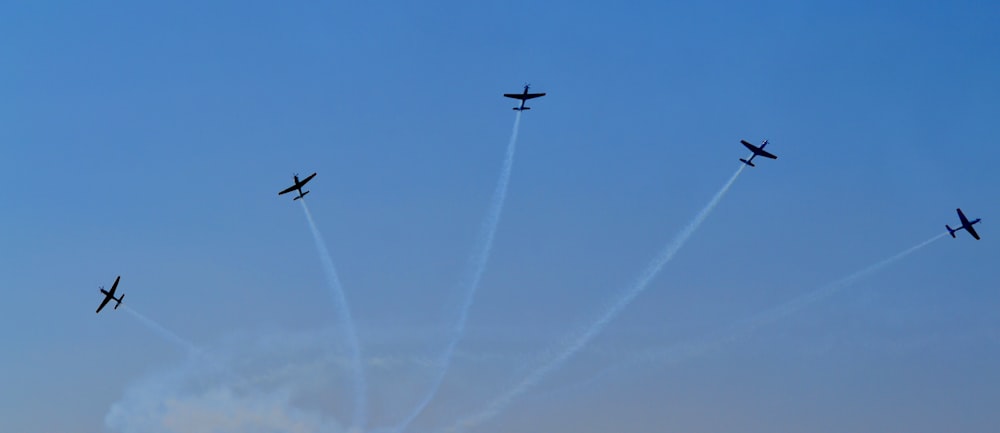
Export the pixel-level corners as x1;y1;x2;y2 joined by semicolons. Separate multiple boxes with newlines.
301;200;368;431
539;232;948;398
390;112;523;433
441;165;745;433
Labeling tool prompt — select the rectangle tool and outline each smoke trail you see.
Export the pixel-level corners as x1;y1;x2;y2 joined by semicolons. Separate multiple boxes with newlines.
735;232;947;329
392;112;523;433
441;165;745;433
300;199;368;431
105;328;352;433
121;304;200;356
545;232;949;396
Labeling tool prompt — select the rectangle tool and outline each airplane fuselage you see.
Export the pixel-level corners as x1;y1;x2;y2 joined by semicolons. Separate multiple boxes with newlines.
102;293;123;304
950;218;981;232
291;176;307;199
517;86;530;111
514;88;530;111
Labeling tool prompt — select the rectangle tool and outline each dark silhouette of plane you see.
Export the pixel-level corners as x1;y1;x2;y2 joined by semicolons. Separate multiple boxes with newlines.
503;84;546;111
96;275;124;314
278;173;317;200
947;208;982;240
739;139;777;167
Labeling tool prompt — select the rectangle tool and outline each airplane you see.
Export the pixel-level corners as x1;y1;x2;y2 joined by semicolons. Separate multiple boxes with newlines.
739;139;778;167
96;275;124;314
946;208;982;240
278;173;317;200
503;84;546;111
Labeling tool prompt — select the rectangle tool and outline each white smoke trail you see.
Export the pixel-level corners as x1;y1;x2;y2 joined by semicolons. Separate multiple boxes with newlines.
120;305;253;395
391;112;523;433
441;164;745;433
105;328;352;433
736;232;947;329
543;232;949;396
122;305;201;356
104;324;538;433
300;199;368;431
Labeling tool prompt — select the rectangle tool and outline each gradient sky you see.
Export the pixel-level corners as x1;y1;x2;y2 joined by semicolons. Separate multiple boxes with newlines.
2;1;999;432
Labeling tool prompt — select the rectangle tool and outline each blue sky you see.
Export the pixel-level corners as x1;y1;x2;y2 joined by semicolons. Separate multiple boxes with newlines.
2;1;998;432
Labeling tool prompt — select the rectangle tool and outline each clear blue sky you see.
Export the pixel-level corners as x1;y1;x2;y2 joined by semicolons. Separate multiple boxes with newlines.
2;1;998;432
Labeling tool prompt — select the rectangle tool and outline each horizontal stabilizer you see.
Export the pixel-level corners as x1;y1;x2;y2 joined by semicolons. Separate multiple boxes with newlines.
739;158;755;167
294;191;310;200
946;225;956;238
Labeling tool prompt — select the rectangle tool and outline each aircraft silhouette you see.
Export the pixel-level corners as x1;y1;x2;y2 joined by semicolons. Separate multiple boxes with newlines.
96;275;124;314
739;139;777;167
947;208;982;240
278;173;317;200
503;84;546;111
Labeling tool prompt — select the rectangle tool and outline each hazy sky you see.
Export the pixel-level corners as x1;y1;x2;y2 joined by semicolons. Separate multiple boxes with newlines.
2;1;998;432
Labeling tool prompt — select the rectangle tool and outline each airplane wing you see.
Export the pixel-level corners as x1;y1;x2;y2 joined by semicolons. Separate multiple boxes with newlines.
756;148;778;159
522;92;546;100
740;140;757;151
109;276;120;294
957;208;970;226
503;93;528;100
96;295;112;314
278;184;298;195
299;173;317;186
967;224;981;240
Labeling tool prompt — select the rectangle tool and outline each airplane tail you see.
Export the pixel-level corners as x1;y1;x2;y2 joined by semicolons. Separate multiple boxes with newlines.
739;158;755;167
946;225;957;238
114;294;124;309
513;107;530;111
294;191;310;200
